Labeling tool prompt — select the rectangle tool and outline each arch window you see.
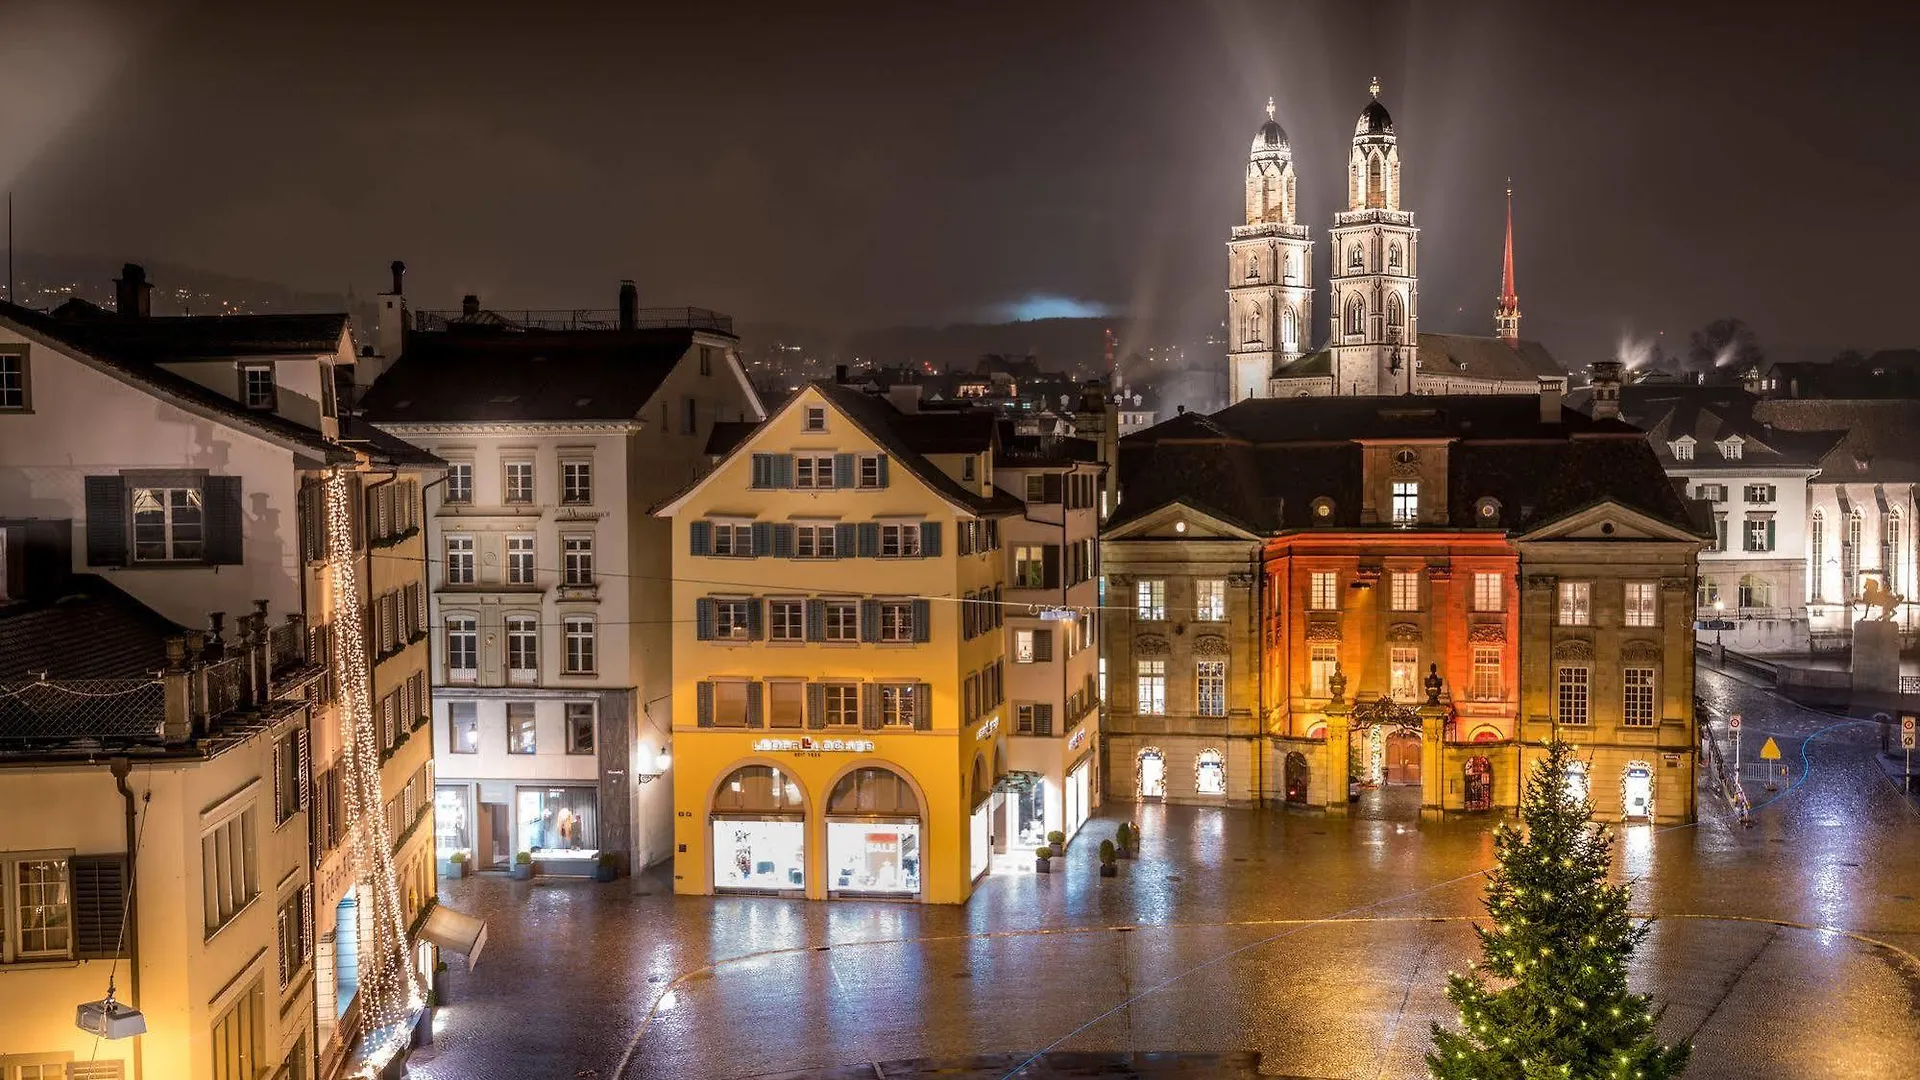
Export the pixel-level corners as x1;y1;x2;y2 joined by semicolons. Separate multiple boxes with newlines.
1845;511;1863;599
1367;155;1385;208
711;765;806;892
1246;304;1263;344
1810;509;1825;601
1245;252;1260;280
1136;747;1166;799
1195;748;1226;796
1348;244;1364;271
1387;242;1403;271
1885;510;1902;594
1386;292;1405;330
1345;295;1365;336
1281;307;1297;350
1738;573;1774;610
1284;250;1298;283
827;766;922;896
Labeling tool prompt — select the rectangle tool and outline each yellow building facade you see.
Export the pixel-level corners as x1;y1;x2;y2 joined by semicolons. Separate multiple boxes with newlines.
658;382;1019;903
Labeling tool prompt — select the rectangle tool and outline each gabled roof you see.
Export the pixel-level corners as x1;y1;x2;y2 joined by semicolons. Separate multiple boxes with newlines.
359;326;698;424
1588;385;1844;471
0;575;181;682
44;298;349;359
1415;333;1565;383
1753;398;1920;484
705;420;761;458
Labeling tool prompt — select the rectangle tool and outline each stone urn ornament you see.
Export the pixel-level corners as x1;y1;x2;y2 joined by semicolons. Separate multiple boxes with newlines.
1328;665;1348;704
1424;663;1444;706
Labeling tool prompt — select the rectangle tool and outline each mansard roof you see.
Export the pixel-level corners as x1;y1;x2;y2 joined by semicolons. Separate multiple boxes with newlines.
1595;385;1844;471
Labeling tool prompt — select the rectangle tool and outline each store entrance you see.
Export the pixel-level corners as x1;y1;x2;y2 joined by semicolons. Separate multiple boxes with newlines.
1622;763;1654;821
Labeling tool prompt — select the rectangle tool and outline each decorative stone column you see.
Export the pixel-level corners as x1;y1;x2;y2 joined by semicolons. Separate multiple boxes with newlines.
1324;701;1351;814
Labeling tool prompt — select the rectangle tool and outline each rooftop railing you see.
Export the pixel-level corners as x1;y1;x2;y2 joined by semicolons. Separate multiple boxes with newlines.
413;307;734;334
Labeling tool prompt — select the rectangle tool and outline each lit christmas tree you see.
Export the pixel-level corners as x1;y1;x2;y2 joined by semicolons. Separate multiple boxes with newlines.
1428;741;1689;1080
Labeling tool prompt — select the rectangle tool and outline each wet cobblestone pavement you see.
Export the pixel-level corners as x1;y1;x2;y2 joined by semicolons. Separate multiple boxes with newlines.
409;666;1920;1080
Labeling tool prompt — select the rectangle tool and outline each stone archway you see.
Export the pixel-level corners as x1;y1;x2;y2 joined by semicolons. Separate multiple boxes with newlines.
1343;695;1438;820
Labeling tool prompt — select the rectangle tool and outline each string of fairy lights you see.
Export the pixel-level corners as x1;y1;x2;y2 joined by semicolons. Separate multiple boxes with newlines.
326;470;426;1063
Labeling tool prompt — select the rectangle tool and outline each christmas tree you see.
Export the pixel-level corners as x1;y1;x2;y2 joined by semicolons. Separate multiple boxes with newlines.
1428;741;1689;1080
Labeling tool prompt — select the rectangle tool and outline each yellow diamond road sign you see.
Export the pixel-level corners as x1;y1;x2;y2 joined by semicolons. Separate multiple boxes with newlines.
1759;737;1782;761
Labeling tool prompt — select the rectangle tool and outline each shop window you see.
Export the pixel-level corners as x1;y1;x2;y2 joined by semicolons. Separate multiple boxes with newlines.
1195;748;1226;795
565;703;595;754
827;767;922;896
518;786;596;854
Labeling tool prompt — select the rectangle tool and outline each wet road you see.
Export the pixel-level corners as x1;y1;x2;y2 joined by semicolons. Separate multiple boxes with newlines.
411;666;1920;1080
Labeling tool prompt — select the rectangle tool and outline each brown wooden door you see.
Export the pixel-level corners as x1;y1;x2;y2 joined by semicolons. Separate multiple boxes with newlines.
1385;732;1422;784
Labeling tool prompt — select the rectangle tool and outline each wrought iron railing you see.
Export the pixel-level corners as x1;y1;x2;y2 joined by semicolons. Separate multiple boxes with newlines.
202;655;248;720
269;617;306;675
0;680;165;744
413;306;733;334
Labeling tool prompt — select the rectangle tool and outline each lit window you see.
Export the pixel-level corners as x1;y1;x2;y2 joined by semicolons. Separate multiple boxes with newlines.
879;684;920;728
561;460;592;504
1389;647;1418;703
449;701;478;753
1195;748;1226;795
1391;481;1419;524
445;535;474;584
1738;574;1774;609
1743;517;1775;553
1624;582;1657;627
1623;667;1656;727
1557;666;1590;725
504;460;534;504
1309;645;1338;697
1472;572;1502;612
1014;546;1047;588
132;486;204;562
7;857;71;959
1557;582;1591;626
1136;660;1167;715
507;702;536;752
1471;647;1501;701
1136;579;1166;621
566;702;596;753
1310;571;1339;611
563;616;595;673
878;601;915;643
1390;571;1420;611
1195;579;1227;621
1196;660;1227;717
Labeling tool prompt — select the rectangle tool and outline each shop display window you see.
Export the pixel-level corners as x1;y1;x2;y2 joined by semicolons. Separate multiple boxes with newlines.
828;821;921;895
713;818;806;891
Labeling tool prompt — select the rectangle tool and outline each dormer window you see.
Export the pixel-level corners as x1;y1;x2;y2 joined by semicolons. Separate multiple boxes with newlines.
241;364;276;411
1669;436;1695;461
1717;436;1744;461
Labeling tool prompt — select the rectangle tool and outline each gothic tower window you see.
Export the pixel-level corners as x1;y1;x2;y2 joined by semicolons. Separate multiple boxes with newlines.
1386;292;1405;331
1281;307;1297;350
1367;154;1386;208
1388;242;1403;271
1247;305;1263;344
1345;296;1365;336
1246;254;1259;280
1348;244;1364;271
1809;508;1825;601
1284;250;1297;282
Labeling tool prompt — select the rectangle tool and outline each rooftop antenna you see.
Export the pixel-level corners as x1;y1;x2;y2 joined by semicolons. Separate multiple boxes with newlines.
6;192;13;305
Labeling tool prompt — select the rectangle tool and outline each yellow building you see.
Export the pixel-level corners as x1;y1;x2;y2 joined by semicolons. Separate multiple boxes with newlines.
656;381;1021;903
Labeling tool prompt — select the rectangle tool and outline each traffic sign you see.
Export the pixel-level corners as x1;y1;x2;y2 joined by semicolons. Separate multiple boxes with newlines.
1729;715;1742;732
1901;713;1916;750
1759;737;1782;761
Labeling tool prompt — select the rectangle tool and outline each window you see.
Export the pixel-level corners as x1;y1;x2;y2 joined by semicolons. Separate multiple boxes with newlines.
274;728;307;825
824;601;859;642
768;682;805;729
1391;481;1419;524
503;460;534;504
795;453;836;489
131;487;204;562
1345;295;1364;335
1625;582;1657;627
1718;437;1743;460
211;978;266;1080
1387;242;1403;271
879;684;920;728
878;601;916;643
711;523;752;557
1196;660;1226;717
1744;517;1776;553
445;535;474;584
712;681;749;727
563;536;594;584
563;617;595;673
713;598;753;640
507;703;536;753
1390;571;1419;611
1558;582;1591;626
1347;243;1363;270
1310;571;1339;611
1013;627;1052;663
1845;511;1863;600
1738;574;1774;609
1694;483;1726;502
449;702;478;753
1025;475;1046;503
1698;577;1721;610
804;406;827;432
1471;572;1502;612
0;349;27;410
1810;509;1825;600
1136;660;1166;715
1309;645;1338;697
566;702;595;753
1557;666;1590;725
1195;579;1227;621
202;807;258;935
879;523;921;557
1887;512;1904;594
858;454;884;488
1711;512;1728;553
5;857;71;960
699;345;714;376
241;364;276;410
1389;647;1418;703
795;525;837;558
1744;483;1775;503
277;886;311;987
961;456;976;482
1014;546;1046;588
561;460;592;504
446;618;477;677
507;615;538;677
1471;646;1501;701
1670;438;1694;461
1136;579;1166;620
505;535;535;585
1623;668;1657;727
769;600;804;641
823;683;859;726
1016;703;1036;734
446;462;472;504
682;397;697;436
1195;749;1226;795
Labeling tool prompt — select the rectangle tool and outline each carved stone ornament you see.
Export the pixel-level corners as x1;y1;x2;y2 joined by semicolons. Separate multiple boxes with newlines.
1386;622;1423;642
1226;572;1254;587
1552;638;1595;661
1659;577;1690;593
1468;621;1507;644
1109;573;1136;587
1525;574;1558;591
1425;560;1452;582
1134;633;1170;657
1192;633;1230;657
1620;638;1662;663
1391;447;1421;476
1305;620;1342;642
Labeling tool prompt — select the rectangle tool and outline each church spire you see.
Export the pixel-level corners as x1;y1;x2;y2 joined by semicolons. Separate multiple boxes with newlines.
1495;180;1521;345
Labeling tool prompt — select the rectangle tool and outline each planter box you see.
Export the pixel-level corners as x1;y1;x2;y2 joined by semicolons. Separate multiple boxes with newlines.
1035;858;1052;873
510;863;533;880
1099;863;1117;878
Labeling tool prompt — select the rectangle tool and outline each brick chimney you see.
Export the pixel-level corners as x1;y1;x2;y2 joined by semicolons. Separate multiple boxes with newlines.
1537;375;1563;424
114;263;152;318
618;280;638;331
461;294;480;319
1590;360;1624;421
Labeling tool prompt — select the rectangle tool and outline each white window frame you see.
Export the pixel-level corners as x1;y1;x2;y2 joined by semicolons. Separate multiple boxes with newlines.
1196;660;1227;717
878;601;914;643
1136;579;1166;621
1389;646;1419;703
1472;572;1502;612
1623;667;1657;727
879;523;921;558
560;459;593;505
1470;646;1501;701
1558;581;1592;626
795;524;836;559
1136;659;1167;715
768;599;805;642
3;854;74;962
1624;582;1658;627
823;600;859;642
131;486;205;563
240;364;277;410
714;598;752;640
563;535;594;585
1557;665;1591;726
506;534;536;585
445;535;474;585
201;804;259;938
503;459;535;504
1390;571;1420;611
506;615;539;680
445;461;473;504
858;454;884;489
1390;481;1419;524
1309;644;1338;697
1309;571;1339;611
795;453;836;490
446;617;477;680
563;616;596;674
1194;579;1227;621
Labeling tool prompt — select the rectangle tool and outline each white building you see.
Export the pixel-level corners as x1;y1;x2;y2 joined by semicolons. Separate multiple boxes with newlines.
358;275;765;880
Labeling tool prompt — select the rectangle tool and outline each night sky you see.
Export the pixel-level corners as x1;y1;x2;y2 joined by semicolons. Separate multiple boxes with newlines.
4;1;1916;364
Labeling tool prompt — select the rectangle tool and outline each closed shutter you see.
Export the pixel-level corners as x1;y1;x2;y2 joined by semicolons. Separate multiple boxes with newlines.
296;727;310;811
207;476;246;561
1033;628;1052;662
750;522;773;559
805;599;826;641
1767;519;1776;551
911;599;931;643
750;454;773;489
992;586;1004;628
71;854;129;959
919;522;942;557
695;598;717;640
773;524;795;558
860;683;881;730
746;598;764;640
913;682;933;730
1042;474;1063;504
962;595;976;638
1042;545;1060;589
860;600;881;642
876;455;889;487
745;681;765;728
84;476;128;566
1034;703;1053;736
857;523;880;557
774;454;794;489
833;453;855;489
689;521;713;556
806;683;827;729
834;523;857;558
696;681;715;727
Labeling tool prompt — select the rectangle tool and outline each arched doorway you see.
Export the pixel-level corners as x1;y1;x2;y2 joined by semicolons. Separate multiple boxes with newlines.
1137;747;1166;799
1284;752;1310;805
1347;696;1426;820
1565;760;1591;806
1622;761;1654;821
1463;756;1493;812
1195;748;1226;796
826;766;922;898
711;764;807;894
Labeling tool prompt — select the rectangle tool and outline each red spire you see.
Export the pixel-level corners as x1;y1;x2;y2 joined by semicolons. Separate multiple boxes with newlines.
1495;180;1521;345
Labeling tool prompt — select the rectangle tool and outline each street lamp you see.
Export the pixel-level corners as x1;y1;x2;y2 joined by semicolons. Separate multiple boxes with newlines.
1714;599;1726;663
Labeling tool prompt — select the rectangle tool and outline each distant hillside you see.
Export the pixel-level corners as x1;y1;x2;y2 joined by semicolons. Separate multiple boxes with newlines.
734;316;1191;376
4;251;374;342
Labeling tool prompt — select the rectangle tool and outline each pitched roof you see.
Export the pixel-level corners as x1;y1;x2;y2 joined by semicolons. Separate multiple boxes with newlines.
1414;333;1564;382
44;299;349;359
0;575;181;681
358;325;696;423
1753;399;1920;483
1587;385;1843;470
705;420;761;458
1106;394;1698;538
810;382;1024;515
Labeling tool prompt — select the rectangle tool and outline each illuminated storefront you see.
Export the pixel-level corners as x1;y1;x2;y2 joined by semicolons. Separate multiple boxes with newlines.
712;765;808;893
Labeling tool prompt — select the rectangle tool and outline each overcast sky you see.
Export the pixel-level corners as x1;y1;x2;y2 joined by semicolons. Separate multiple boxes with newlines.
4;0;1915;363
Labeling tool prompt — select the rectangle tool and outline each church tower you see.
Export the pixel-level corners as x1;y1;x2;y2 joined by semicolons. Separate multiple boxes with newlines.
1328;78;1419;395
1225;98;1313;402
1495;181;1521;345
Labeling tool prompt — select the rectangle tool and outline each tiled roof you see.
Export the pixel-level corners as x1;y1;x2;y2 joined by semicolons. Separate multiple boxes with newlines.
1753;399;1920;484
0;575;181;681
1415;333;1565;382
43;299;348;359
1589;385;1843;470
359;326;696;423
705;421;761;458
812;382;1024;516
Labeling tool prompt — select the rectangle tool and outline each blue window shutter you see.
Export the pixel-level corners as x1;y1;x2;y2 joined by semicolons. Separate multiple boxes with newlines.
806;599;826;641
696;682;714;727
690;521;712;556
913;682;933;730
834;453;855;489
751;522;773;558
750;454;772;490
84;476;128;566
746;598;764;640
920;521;941;557
912;599;931;643
835;523;858;557
806;683;827;729
775;454;794;489
860;684;881;730
857;522;879;557
860;600;881;642
877;455;889;487
773;524;795;558
695;598;716;640
745;682;765;728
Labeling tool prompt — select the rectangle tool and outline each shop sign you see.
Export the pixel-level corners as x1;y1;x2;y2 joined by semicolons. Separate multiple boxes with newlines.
975;716;999;741
752;737;876;754
1068;727;1089;752
1038;606;1077;622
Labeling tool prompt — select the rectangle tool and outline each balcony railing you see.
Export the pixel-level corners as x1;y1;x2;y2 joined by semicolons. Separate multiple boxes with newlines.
414;306;733;334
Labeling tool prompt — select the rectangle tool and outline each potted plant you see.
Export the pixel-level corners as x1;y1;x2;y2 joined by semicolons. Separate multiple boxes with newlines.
1047;830;1066;857
440;850;469;878
1115;822;1135;859
511;851;534;880
1035;845;1055;873
595;851;619;882
1098;839;1118;877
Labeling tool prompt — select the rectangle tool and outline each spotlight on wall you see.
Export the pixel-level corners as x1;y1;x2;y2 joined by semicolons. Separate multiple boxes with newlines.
638;746;671;784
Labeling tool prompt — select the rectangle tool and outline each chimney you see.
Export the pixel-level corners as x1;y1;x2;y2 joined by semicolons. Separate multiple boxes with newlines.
114;263;152;318
886;383;921;413
835;364;849;384
368;259;408;387
1537;375;1563;424
618;279;638;331
461;294;481;319
1590;360;1624;421
389;259;405;294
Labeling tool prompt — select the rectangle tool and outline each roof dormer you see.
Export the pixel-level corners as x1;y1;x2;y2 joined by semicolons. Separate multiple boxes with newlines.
1716;435;1744;460
1668;435;1695;461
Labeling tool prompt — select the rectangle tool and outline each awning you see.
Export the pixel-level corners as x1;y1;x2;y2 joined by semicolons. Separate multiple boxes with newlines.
993;769;1044;793
417;904;489;969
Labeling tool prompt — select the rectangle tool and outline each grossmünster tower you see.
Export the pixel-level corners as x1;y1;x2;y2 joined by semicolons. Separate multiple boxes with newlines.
1227;80;1565;399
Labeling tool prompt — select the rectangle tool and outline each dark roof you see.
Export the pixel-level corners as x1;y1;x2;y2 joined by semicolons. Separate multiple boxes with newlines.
705;421;761;458
811;383;1024;515
1583;385;1844;471
1753;399;1920;484
1106;395;1698;538
1276;349;1333;377
359;326;696;423
1358;98;1393;136
995;433;1101;468
897;410;998;455
44;299;348;359
0;575;181;681
1415;334;1564;382
1257;118;1289;149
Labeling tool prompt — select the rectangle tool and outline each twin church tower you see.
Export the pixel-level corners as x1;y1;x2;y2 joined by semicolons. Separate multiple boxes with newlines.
1226;80;1554;401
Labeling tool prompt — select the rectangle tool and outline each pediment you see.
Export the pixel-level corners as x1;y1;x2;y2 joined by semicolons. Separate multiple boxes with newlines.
1103;500;1262;542
1515;500;1702;544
